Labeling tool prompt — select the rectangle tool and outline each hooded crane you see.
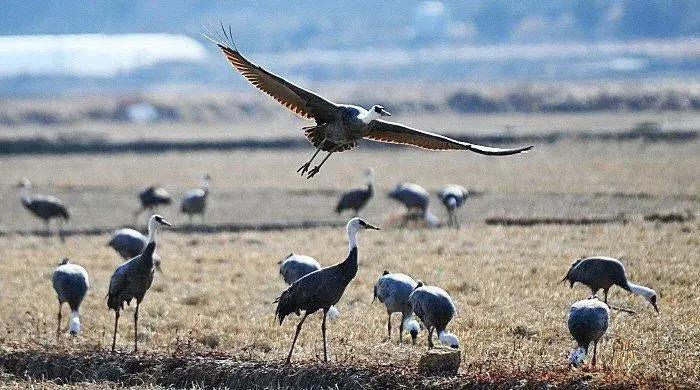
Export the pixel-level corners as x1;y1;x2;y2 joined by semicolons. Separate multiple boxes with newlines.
205;26;532;179
17;178;70;234
275;217;380;364
439;185;468;228
181;173;212;223
107;228;163;274
408;281;460;350
52;258;89;337
373;270;420;344
278;253;340;318
335;168;374;217
135;185;172;218
107;214;171;352
568;296;610;367
560;256;659;313
388;183;429;217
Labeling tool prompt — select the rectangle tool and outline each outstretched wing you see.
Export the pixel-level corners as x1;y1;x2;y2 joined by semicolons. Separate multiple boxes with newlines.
363;119;533;156
207;26;339;123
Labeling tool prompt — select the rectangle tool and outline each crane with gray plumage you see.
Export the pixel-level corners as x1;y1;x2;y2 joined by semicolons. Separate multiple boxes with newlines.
107;228;163;274
388;183;430;217
17;178;70;234
206;26;532;179
560;256;659;313
275;217;380;364
568;296;610;367
408;281;460;350
52;258;89;337
135;185;172;219
278;253;340;318
373;270;420;345
107;214;171;352
181;173;211;222
439;185;468;228
335;168;374;217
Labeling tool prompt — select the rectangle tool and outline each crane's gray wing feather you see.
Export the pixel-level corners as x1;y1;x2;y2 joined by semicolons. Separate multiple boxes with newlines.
364;119;533;155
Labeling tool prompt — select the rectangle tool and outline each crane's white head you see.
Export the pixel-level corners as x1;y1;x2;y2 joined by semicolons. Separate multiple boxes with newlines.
438;330;460;349
326;306;340;319
346;218;380;250
363;167;375;184
629;283;659;313
59;257;70;266
69;310;81;336
569;347;586;366
200;173;212;189
150;214;172;227
17;178;32;189
361;105;391;123
403;317;420;345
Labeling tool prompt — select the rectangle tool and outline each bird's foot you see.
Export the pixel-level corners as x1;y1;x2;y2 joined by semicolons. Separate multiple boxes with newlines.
306;166;321;179
296;162;311;176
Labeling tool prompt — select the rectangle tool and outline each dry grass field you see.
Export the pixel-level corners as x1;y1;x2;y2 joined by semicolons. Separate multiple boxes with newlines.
0;123;698;388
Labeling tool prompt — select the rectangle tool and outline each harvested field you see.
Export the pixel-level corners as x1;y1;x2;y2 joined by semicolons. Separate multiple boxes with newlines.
0;122;698;388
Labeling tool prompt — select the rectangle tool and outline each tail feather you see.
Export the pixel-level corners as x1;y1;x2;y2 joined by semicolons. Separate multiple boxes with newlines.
274;286;298;325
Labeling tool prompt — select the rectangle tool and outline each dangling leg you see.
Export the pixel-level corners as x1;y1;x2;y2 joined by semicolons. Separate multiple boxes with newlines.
387;314;392;339
133;302;140;352
111;310;120;353
321;308;329;363
297;148;322;176
427;327;434;350
56;302;63;338
286;312;310;365
592;341;598;367
306;152;334;179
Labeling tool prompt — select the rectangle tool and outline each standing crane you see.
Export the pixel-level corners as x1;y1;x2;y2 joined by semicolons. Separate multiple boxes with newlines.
278;253;340;318
181;173;212;223
52;258;89;337
107;214;171;352
373;270;420;344
335;168;374;217
17;178;70;235
275;217;380;364
439;185;468;228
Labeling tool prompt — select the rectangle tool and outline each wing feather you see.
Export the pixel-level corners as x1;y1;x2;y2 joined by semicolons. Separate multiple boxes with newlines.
364;119;533;156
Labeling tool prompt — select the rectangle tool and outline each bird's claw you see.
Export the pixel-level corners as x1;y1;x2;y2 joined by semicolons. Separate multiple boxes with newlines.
297;163;311;175
306;166;321;179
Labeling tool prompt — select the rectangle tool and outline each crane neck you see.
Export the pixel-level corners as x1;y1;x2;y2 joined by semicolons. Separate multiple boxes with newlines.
627;281;654;299
147;217;158;244
347;226;359;253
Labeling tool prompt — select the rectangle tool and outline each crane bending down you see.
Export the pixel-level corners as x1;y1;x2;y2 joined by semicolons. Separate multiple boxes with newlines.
52;258;89;337
206;26;533;178
373;270;421;344
107;214;171;352
568;296;610;367
560;256;659;313
275;218;380;364
408;281;460;350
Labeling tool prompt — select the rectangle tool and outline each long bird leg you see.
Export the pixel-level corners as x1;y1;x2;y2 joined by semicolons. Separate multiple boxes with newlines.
387;315;392;339
592;342;598;367
306;152;334;179
286;312;310;365
322;308;329;363
133;302;140;352
427;327;434;350
399;319;404;345
297;148;322;176
111;310;120;353
56;302;63;338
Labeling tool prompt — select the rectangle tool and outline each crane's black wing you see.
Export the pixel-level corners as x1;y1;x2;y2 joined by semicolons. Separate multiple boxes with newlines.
363;119;533;155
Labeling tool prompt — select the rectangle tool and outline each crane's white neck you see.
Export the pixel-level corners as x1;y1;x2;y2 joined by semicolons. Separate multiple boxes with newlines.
347;225;359;252
358;107;381;124
628;282;655;299
69;310;80;335
438;330;460;348
200;177;211;193
147;217;159;244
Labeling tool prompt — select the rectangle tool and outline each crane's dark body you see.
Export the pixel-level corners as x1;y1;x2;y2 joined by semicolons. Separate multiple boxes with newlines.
137;186;172;212
568;298;609;366
336;183;373;216
389;183;429;215
561;257;632;302
22;195;70;223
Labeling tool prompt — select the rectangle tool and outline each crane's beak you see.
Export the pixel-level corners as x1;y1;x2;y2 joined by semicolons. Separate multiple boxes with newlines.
379;108;392;117
364;222;381;230
159;219;172;227
652;302;659;314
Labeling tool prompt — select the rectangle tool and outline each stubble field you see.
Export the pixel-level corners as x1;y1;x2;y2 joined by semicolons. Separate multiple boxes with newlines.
0;124;698;388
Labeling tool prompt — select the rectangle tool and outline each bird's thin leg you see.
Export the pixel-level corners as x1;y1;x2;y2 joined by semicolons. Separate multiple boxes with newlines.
427;327;434;350
306;152;334;179
56;302;62;339
297;148;322;176
399;320;404;345
604;289;609;304
286;312;310;365
322;308;329;363
387;315;392;339
111;310;120;353
133;302;140;353
592;342;598;367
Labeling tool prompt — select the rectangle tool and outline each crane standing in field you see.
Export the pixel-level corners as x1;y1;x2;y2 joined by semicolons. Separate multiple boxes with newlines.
206;26;532;178
560;256;659;313
335;168;374;217
107;228;164;274
278;253;340;318
439;185;469;228
568;296;610;367
135;185;172;220
17;178;70;235
408;281;460;350
181;173;212;223
107;214;171;352
373;270;421;345
52;258;89;337
275;217;380;364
